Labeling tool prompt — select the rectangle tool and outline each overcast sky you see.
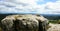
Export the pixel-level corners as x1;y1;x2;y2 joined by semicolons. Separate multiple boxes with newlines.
0;0;60;14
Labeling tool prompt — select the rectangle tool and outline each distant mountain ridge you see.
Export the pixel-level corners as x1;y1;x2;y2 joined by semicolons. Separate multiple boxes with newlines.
41;14;60;20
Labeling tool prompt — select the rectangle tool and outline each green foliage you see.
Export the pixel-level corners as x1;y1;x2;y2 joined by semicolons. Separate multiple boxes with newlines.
49;20;60;24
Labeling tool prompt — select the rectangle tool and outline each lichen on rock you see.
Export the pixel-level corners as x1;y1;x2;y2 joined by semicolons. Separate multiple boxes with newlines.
1;14;49;31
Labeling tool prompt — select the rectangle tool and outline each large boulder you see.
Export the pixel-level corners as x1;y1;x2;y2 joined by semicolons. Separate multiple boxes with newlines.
1;14;49;31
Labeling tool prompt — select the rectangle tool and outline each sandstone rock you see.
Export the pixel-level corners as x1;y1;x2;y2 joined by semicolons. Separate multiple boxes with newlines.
1;14;49;31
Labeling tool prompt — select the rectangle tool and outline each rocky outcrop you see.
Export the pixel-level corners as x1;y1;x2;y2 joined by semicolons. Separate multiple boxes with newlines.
47;23;60;31
1;14;49;31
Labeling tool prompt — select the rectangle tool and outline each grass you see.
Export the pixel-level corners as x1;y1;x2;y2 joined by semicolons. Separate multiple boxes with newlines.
49;20;60;24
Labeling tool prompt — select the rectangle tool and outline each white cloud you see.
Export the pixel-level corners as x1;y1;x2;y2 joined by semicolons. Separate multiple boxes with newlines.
0;0;38;14
44;0;60;14
0;0;60;14
0;0;45;14
46;2;60;10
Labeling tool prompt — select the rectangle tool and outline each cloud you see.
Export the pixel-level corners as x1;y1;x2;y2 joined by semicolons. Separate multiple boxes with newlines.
44;0;60;14
0;0;60;14
0;0;45;14
0;0;38;14
46;1;60;10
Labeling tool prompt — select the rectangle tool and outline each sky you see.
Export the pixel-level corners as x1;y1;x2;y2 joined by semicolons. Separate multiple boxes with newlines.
0;0;60;14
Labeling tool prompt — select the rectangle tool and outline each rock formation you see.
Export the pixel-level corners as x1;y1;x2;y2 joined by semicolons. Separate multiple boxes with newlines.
1;14;49;31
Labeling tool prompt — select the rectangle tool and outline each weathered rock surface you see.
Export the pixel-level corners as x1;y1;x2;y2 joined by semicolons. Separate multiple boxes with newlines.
1;14;49;31
47;23;60;31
